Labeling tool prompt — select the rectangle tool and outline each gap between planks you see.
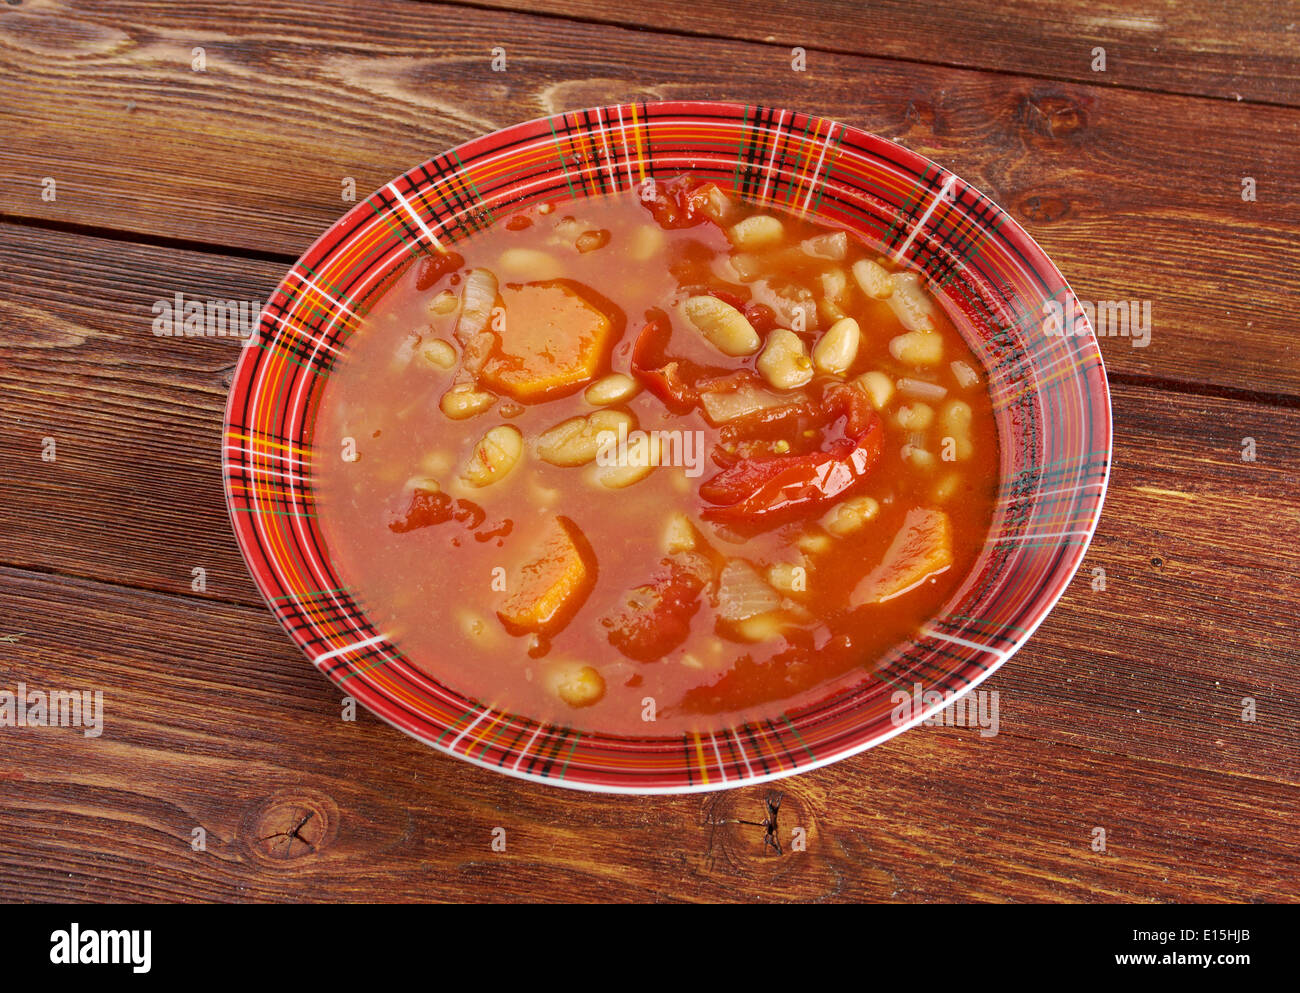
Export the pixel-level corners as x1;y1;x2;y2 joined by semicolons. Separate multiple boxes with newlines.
416;0;1300;111
6;558;1300;798
4;216;1298;411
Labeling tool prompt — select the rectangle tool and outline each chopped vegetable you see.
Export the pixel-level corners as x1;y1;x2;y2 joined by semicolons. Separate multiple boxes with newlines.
480;279;617;401
414;250;465;290
497;515;597;635
601;553;712;661
850;507;954;605
697;371;788;425
716;559;782;623
629;310;726;412
700;384;884;525
639;174;719;229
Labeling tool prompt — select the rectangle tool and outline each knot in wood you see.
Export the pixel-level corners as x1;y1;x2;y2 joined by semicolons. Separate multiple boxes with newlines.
245;793;333;864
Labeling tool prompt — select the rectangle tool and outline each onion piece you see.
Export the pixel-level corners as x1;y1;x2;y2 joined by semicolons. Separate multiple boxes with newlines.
456;268;497;342
897;377;948;401
887;271;937;332
950;359;980;389
716;560;782;622
800;231;848;260
699;380;786;424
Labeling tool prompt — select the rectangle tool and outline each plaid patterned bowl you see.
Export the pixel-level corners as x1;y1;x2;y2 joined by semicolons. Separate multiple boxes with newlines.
223;101;1111;793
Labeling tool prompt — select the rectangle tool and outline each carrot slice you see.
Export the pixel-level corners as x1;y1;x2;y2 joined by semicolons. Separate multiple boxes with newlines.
497;515;597;635
480;279;617;402
851;507;954;605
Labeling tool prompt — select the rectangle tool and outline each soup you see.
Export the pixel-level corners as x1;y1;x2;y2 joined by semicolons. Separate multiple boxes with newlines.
314;176;999;736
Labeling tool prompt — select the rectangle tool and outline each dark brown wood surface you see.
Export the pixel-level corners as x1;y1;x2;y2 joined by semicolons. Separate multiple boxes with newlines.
1;0;1297;903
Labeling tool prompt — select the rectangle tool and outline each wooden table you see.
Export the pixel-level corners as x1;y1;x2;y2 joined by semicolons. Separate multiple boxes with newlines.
1;0;1297;903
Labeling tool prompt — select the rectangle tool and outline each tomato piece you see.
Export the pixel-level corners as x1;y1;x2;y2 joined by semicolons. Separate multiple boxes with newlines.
742;301;778;333
414;250;464;290
389;488;488;534
629;310;728;413
700;412;884;524
640;174;714;229
718;398;822;449
601;553;712;662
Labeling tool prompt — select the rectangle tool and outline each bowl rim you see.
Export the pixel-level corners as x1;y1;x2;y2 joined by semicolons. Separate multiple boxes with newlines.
222;98;1112;793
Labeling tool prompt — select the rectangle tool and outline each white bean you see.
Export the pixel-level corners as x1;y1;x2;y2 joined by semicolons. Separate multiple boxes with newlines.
852;258;895;299
940;399;973;433
460;425;523;487
812;317;861;376
795;527;832;555
734;612;787;642
821;267;850;306
662;512;699;554
536;409;633;467
901;444;937;470
419;450;453;475
584;373;640;406
544;661;605;707
418;338;457;370
894;402;935;431
932;472;962;502
801;231;848;260
497;247;562;279
950;359;980;389
457;608;503;648
402;475;441;494
428;290;459;316
728;214;784;250
757;328;815;390
684;295;760;356
439;384;495;420
590;433;659;489
889;330;944;366
888;271;937;331
822;496;881;537
855;370;895;410
767;562;809;595
939;399;974;461
629;224;666;261
728;252;763;282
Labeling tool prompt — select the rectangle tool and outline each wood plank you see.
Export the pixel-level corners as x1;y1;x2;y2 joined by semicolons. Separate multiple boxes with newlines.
1;226;1297;794
2;566;1297;902
463;0;1300;107
1;2;1298;395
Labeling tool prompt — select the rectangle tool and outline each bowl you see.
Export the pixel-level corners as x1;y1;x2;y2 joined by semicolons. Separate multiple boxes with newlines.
222;100;1111;793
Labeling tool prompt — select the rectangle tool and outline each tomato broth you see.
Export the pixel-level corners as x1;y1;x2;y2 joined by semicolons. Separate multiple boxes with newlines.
314;177;999;736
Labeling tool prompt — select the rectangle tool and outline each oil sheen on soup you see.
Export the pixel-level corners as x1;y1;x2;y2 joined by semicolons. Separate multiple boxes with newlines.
314;175;999;736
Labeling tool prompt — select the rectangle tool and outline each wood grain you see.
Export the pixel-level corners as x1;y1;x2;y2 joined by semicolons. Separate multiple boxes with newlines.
0;2;1297;396
1;221;1298;901
458;0;1300;106
2;564;1298;903
2;0;1298;904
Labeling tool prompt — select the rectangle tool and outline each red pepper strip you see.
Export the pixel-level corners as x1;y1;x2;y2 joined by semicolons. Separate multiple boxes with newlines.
630;311;734;413
700;417;883;523
822;381;875;439
718;398;822;449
